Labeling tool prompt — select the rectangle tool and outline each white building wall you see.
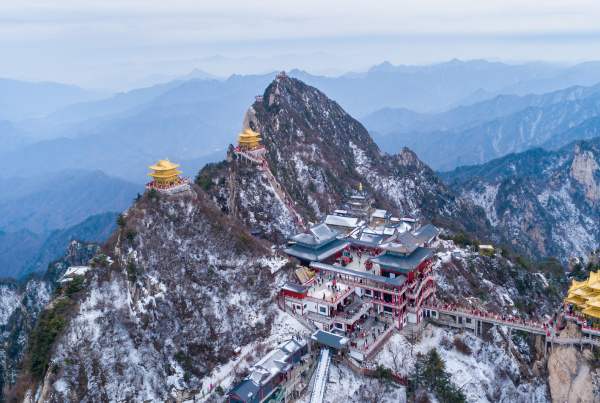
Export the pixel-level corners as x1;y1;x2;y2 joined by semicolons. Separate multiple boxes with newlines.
408;312;417;324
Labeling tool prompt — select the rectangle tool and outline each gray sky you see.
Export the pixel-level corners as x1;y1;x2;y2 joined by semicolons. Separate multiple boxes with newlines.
2;0;600;86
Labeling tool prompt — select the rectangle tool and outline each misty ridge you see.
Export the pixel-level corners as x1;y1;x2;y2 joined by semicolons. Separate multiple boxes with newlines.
3;56;600;280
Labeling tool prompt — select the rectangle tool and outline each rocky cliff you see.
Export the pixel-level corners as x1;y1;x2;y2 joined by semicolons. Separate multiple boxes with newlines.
0;240;97;403
204;76;487;239
443;138;600;260
8;185;294;402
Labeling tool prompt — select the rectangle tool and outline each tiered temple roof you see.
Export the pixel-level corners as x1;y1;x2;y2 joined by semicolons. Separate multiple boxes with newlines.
148;158;182;179
284;224;348;263
370;247;435;271
566;272;600;320
236;128;262;149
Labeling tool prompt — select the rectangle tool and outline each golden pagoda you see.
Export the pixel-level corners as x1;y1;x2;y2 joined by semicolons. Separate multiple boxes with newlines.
236;128;262;150
565;271;600;327
148;158;182;187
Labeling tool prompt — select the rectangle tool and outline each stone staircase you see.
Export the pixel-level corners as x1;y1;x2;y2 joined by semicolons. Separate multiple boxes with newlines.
295;267;314;284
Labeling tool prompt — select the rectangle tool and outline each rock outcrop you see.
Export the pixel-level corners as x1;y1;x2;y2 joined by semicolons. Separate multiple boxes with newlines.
446;139;600;260
210;76;487;234
547;324;597;402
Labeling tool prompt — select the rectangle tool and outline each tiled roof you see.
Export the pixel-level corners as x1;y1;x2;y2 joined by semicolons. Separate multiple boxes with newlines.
370;247;435;271
309;262;407;287
283;239;348;262
311;330;350;349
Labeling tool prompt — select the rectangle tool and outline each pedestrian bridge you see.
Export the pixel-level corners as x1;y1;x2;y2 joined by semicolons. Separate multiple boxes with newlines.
423;304;600;356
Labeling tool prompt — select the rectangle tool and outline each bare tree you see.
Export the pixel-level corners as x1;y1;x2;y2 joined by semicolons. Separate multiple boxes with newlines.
353;378;388;403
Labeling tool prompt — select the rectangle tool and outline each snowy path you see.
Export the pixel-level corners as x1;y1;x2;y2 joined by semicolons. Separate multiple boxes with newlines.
309;347;331;403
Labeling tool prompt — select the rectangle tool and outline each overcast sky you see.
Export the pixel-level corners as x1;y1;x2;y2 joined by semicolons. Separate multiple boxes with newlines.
1;0;600;86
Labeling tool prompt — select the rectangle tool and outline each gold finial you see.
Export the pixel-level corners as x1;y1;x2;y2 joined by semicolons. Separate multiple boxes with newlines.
315;220;317;226
359;183;363;191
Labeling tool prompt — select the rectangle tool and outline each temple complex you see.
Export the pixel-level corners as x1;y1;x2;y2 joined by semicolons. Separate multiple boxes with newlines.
278;183;440;362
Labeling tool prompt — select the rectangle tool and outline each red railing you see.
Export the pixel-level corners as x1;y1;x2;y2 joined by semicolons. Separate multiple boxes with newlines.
426;304;550;332
146;177;190;190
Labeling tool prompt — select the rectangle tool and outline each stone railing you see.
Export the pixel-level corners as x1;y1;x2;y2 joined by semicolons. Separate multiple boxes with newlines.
286;285;355;308
581;325;600;337
348;324;395;359
336;276;407;297
306;302;371;326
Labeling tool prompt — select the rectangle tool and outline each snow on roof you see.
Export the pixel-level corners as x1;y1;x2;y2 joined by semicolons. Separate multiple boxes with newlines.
311;330;350;349
57;266;90;283
479;245;494;249
283;239;349;262
414;223;440;243
359;233;384;243
373;209;393;219
333;209;348;215
227;378;260;401
282;282;310;294
370;247;435;270
383;227;396;236
290;223;342;245
397;231;427;246
373;209;386;218
391;221;411;234
324;215;360;228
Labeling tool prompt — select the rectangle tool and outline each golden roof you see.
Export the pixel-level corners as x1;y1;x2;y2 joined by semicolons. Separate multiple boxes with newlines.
582;306;600;319
565;294;587;306
149;158;181;171
587;295;600;308
569;279;587;293
237;128;261;138
149;170;182;179
588;272;600;291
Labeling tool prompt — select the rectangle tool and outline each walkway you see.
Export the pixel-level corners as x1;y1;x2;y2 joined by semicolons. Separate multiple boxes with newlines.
423;304;600;356
234;146;304;231
262;159;304;231
309;347;332;403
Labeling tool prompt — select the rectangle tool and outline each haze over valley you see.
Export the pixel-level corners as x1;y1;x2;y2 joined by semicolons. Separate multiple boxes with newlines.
4;1;600;402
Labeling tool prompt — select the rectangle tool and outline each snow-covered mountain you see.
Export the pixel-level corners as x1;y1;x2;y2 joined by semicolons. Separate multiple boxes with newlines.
201;75;487;245
442;137;600;260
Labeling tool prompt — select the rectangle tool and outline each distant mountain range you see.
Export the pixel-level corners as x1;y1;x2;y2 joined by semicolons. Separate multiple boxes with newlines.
364;82;600;170
0;170;141;279
440;136;600;260
0;212;118;279
0;170;143;235
0;78;112;121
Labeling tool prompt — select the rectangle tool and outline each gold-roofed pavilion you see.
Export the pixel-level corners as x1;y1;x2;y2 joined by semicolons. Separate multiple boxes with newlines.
148;158;183;187
565;271;600;328
236;128;262;150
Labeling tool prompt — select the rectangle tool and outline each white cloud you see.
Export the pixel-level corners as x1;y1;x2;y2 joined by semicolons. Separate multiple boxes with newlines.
0;0;599;84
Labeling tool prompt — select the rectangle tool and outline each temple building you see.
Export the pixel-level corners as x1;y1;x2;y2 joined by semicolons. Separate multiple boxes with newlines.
347;184;375;222
148;158;182;187
565;272;600;328
226;337;309;403
236;128;263;150
146;158;191;196
283;223;348;266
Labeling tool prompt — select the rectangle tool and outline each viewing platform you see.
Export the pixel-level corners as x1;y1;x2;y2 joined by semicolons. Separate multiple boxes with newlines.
146;177;191;196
